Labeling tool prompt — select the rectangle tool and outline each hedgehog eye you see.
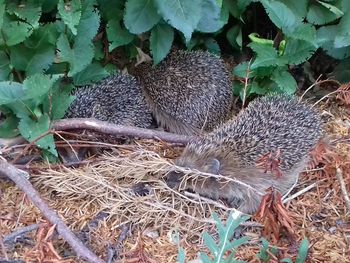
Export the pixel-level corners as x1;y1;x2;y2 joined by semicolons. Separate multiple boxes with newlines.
205;158;221;174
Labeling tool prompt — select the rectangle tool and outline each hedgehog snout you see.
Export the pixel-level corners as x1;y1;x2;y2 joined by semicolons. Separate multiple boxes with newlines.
165;170;183;189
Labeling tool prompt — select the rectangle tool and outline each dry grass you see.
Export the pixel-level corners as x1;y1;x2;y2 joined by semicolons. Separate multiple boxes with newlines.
0;101;349;262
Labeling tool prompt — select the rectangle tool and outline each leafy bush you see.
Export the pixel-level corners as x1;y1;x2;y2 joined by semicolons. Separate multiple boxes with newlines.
0;0;349;155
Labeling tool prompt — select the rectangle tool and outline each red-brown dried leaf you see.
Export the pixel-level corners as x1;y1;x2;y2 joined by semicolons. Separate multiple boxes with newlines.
256;149;283;178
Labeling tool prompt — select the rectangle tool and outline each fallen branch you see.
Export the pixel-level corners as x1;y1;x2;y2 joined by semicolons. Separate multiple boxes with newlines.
335;167;350;212
0;160;105;263
52;118;193;144
3;223;41;245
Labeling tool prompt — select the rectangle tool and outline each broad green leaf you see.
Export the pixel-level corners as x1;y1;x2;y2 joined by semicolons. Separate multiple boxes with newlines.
296;238;309;263
283;39;317;65
0;51;11;81
317;0;343;16
72;62;109;86
43;83;75;120
233;62;256;78
150;23;174;65
199;253;212;263
249;42;281;69
196;0;225;33
154;0;202;42
0;0;5;28
204;38;221;55
225;0;251;19
75;1;100;43
0;115;20;138
124;0;161;34
0;81;24;105
18;114;57;156
281;258;293;263
57;34;93;76
10;44;55;75
22;73;56;99
271;69;297;94
1;20;33;46
261;0;296;30
291;23;316;43
307;1;342;25
7;1;42;28
98;0;124;21
226;25;242;49
107;19;134;51
279;0;307;18
42;0;59;13
57;0;82;35
57;2;100;76
25;23;59;48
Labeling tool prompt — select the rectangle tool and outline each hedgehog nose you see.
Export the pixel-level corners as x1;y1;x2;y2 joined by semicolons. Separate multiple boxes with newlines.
165;171;183;189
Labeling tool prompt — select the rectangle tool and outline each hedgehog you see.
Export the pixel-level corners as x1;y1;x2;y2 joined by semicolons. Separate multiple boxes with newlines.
133;49;233;135
65;74;153;128
166;95;323;214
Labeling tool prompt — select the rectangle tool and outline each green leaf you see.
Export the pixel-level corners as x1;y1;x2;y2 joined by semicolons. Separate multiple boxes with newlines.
72;62;110;86
177;247;186;263
0;51;11;81
57;34;91;76
42;0;59;13
281;258;293;263
98;0;124;21
261;0;296;30
283;39;317;65
296;238;309;263
154;0;202;42
196;0;225;33
202;232;218;255
25;23;59;48
279;0;307;18
7;0;42;28
0;115;20;138
0;0;5;29
124;0;161;34
57;2;100;76
43;83;74;120
307;1;343;25
18;114;57;156
57;0;82;35
1;20;34;46
204;38;221;55
0;81;24;105
233;62;256;78
150;23;174;65
23;73;57;99
291;23;316;43
10;44;55;75
107;19;134;51
317;0;343;16
226;25;242;49
271;69;297;95
249;42;281;69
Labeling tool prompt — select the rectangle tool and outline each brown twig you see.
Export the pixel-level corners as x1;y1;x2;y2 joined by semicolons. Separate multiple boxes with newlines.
335;167;350;212
0;160;105;263
52;118;193;144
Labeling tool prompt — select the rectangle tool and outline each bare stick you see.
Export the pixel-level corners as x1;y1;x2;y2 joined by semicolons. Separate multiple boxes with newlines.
0;160;105;263
335;167;350;212
3;223;41;244
52;118;193;144
282;182;318;203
